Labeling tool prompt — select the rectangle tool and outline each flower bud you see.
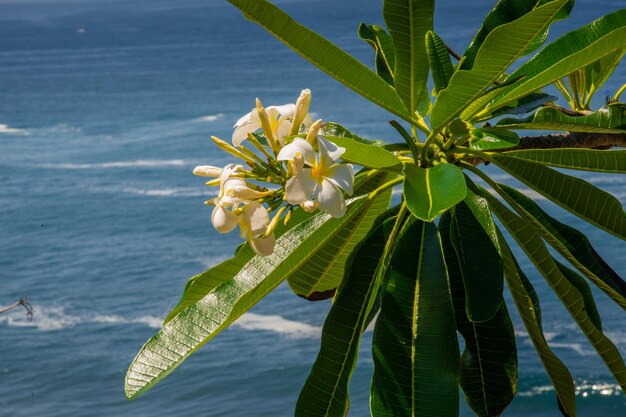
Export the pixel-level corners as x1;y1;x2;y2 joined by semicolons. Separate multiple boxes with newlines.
193;165;222;177
306;119;323;144
301;200;319;213
289;89;311;136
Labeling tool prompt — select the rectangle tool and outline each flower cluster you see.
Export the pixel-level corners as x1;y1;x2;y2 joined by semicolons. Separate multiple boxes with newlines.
193;90;354;256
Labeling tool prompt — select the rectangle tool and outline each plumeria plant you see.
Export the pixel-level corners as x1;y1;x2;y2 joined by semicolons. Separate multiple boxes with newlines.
126;1;626;416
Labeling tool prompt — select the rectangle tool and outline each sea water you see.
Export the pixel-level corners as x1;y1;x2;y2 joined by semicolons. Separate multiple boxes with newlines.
0;0;625;415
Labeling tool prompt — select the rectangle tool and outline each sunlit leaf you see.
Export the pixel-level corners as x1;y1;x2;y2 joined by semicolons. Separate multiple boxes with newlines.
358;23;396;85
430;0;568;130
491;154;626;240
403;163;467;222
125;196;374;399
469;127;520;150
225;0;413;123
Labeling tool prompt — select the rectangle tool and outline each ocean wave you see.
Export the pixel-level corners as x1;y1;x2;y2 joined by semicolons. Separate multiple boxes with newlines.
0;123;28;135
195;113;224;123
233;313;322;339
117;187;208;197
0;306;162;331
0;305;321;339
518;382;623;398
40;159;193;169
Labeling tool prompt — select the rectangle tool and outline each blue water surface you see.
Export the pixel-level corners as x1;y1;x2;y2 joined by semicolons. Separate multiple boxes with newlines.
0;0;625;416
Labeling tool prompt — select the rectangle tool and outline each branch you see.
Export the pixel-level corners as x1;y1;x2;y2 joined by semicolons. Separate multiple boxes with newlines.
0;297;34;320
514;132;626;150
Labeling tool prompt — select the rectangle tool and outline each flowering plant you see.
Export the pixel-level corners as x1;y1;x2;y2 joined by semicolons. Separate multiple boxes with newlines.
127;1;626;416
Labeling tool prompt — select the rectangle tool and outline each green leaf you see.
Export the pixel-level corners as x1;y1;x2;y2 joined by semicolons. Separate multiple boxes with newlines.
287;172;393;300
461;0;573;70
426;31;454;95
383;0;434;115
584;50;625;99
295;211;398;417
503;148;626;173
320;122;386;146
474;92;557;121
484;194;626;392
440;213;517;417
403;163;467;222
495;228;578;416
496;103;626;133
430;0;568;130
490;154;626;240
225;0;413;123
125;196;373;399
323;135;402;169
450;197;504;322
554;261;603;331
371;219;460;417
496;184;626;310
358;23;396;86
487;9;626;113
469;127;520;150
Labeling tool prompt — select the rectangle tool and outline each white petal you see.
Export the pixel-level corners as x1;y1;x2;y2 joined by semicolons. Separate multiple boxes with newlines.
315;179;346;218
220;177;248;204
232;120;260;146
317;136;345;168
211;205;238;233
277;138;316;166
228;184;268;200
242;201;270;236
325;164;354;195
285;169;317;205
267;103;295;118
276;119;292;143
249;233;275;256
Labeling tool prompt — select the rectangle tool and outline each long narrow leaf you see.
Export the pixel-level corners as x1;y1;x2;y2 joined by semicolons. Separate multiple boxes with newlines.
495;228;578;416
496;184;626;310
491;154;626;240
440;213;517;417
461;0;573;70
383;0;434;115
430;0;568;130
225;0;413;123
484;193;626;392
296;211;398;417
450;198;504;322
487;9;626;113
503;148;626;173
359;23;396;86
125;196;373;399
371;219;460;417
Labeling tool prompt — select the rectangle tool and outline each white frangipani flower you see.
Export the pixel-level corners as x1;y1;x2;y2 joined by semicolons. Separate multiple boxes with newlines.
277;137;354;218
239;201;275;256
232;90;312;146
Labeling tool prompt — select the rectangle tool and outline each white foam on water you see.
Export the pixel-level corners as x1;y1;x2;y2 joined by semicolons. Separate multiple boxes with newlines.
0;305;164;331
233;313;322;339
0;123;28;135
518;382;623;398
41;159;193;169
195;113;224;123
1;305;322;339
118;187;207;197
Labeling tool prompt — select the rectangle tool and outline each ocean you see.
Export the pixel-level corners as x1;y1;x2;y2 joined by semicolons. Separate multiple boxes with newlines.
0;0;625;415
